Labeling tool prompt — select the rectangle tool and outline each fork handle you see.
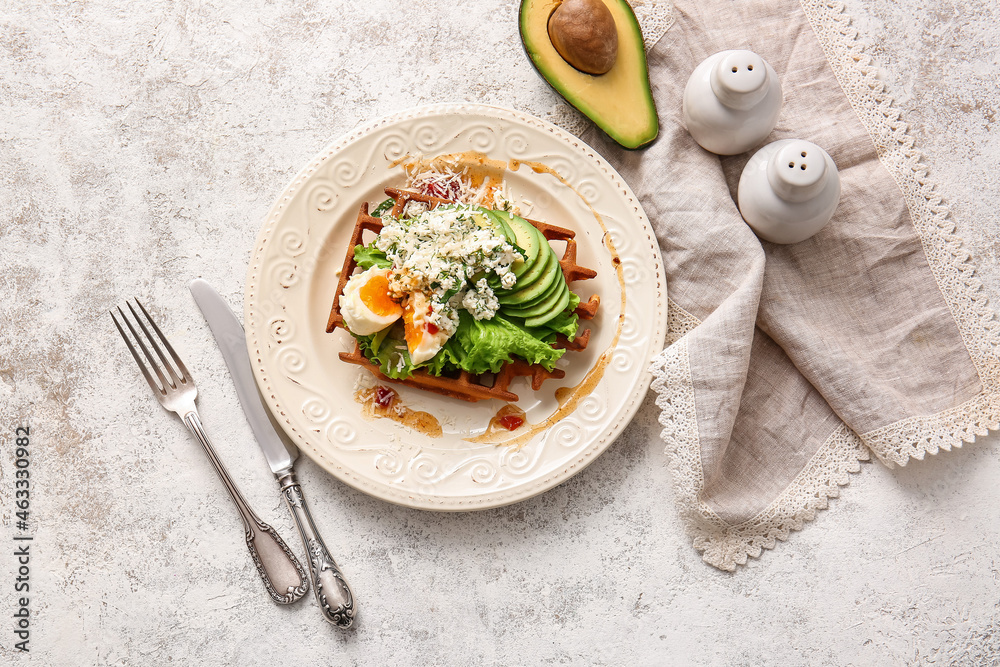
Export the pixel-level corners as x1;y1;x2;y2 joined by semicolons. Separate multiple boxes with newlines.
277;468;356;628
183;411;309;605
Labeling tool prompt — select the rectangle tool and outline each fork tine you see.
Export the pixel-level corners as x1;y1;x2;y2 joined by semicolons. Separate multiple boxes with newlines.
118;304;173;391
127;300;181;388
111;307;164;395
133;298;193;384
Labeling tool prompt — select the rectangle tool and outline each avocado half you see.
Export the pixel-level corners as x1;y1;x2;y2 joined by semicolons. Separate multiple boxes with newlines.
519;0;658;149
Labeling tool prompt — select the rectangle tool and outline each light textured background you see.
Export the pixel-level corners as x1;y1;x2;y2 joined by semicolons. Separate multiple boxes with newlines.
2;1;999;665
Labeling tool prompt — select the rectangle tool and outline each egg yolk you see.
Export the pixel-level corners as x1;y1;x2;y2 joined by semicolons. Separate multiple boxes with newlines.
402;294;440;359
359;273;402;317
402;300;423;354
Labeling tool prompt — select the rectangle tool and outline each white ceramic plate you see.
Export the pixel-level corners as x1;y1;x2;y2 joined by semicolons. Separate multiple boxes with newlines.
245;104;666;510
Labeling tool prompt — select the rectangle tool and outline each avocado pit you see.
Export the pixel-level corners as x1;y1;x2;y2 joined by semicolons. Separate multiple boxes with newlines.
519;0;659;148
547;0;618;75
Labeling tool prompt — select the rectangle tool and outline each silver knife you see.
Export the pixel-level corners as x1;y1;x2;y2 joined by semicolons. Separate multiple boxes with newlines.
190;279;356;628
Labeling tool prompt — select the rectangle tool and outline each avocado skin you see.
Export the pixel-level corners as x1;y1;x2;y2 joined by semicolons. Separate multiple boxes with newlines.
519;0;658;149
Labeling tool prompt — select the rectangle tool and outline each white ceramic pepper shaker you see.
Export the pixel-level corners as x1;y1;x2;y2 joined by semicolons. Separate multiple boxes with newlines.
737;139;841;244
682;50;783;155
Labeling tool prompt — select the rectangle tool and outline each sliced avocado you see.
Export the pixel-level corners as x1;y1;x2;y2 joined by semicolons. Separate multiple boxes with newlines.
473;209;513;245
519;0;658;149
497;232;550;294
497;247;558;304
509;257;530;280
493;211;543;277
497;249;562;306
502;280;569;319
478;209;518;246
524;287;572;327
496;215;518;247
504;270;565;311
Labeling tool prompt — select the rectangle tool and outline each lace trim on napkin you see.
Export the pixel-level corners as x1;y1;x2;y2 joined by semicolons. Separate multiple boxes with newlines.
694;426;870;571
540;1;676;138
652;1;1000;568
800;0;1000;466
862;390;1000;466
653;299;871;570
664;297;699;346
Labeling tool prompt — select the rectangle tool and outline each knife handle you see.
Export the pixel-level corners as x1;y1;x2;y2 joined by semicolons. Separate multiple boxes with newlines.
277;468;356;628
182;411;309;605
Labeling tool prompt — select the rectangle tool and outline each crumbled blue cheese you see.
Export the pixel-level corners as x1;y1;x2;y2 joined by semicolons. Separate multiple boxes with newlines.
462;278;501;320
375;204;517;326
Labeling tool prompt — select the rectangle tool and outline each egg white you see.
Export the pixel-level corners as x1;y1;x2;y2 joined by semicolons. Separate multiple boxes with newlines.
339;267;403;336
404;291;451;365
408;326;450;365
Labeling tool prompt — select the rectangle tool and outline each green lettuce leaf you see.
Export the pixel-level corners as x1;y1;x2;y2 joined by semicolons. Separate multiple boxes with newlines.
539;292;581;339
423;336;466;376
538;310;579;340
353;244;390;270
351;291;582;379
354;333;416;379
453;312;564;374
497;292;581;340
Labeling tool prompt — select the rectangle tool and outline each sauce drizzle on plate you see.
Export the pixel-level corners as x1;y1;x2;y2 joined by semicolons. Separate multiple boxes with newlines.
355;384;443;438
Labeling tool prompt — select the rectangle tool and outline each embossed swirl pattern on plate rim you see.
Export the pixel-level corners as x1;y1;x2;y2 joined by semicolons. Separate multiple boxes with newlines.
245;104;667;510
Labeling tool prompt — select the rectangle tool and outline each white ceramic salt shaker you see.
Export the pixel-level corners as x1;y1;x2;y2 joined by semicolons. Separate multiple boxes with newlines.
737;139;841;244
682;50;783;155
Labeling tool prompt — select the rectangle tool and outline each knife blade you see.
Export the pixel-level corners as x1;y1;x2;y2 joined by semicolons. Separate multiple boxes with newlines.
190;278;356;629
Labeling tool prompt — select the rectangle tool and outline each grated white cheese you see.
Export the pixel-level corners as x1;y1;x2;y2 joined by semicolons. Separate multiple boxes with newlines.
489;180;520;215
406;162;527;216
407;164;487;204
402;200;428;218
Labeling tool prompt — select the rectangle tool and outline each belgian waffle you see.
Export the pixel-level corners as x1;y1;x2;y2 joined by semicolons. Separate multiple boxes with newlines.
326;188;600;402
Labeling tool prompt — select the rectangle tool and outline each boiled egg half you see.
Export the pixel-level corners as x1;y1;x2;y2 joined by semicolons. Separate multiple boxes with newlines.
403;291;450;365
339;267;404;335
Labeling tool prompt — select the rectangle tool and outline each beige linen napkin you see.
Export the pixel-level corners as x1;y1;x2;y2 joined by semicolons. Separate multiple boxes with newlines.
580;0;1000;570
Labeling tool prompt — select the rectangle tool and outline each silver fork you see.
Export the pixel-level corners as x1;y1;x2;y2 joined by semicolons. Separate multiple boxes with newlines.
112;298;308;605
